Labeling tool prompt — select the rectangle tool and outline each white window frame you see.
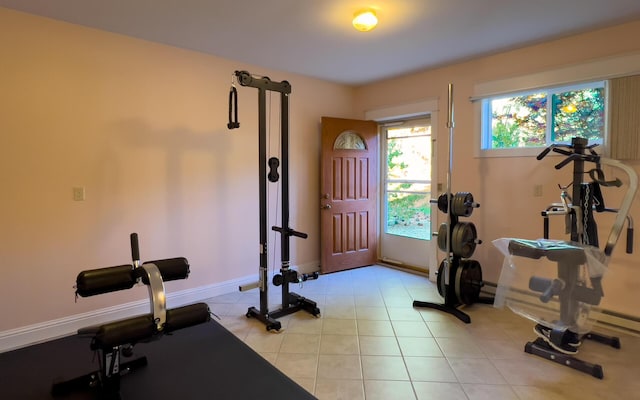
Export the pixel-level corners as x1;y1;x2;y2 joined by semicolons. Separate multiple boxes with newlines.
382;118;432;240
472;51;640;158
480;80;607;154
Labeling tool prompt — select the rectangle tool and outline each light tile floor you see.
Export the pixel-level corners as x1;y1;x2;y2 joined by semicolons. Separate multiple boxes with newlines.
206;265;640;400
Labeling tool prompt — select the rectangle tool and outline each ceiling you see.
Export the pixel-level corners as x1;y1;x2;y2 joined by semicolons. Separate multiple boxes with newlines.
2;0;640;86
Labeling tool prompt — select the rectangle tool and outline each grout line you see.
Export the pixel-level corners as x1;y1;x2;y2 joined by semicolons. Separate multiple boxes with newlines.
208;265;640;399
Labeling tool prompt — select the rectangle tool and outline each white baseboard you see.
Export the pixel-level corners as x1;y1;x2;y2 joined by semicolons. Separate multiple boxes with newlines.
0;262;322;353
481;282;640;337
294;260;321;275
0;274;254;353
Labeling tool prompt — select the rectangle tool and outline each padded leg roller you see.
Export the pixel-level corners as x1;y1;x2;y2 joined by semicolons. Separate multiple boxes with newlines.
92;303;211;349
164;303;211;332
77;258;190;298
141;258;190;282
76;265;135;297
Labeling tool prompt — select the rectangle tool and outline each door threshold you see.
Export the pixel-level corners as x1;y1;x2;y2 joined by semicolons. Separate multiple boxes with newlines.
377;259;429;276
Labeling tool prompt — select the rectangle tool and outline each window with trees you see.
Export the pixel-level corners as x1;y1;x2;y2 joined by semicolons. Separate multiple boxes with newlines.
481;81;606;150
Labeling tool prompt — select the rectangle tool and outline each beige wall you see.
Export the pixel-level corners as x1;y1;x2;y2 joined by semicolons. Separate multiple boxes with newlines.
2;6;640;337
354;19;640;317
0;8;355;331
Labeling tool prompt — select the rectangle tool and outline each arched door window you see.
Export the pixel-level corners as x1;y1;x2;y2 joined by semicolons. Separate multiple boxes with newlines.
334;130;366;150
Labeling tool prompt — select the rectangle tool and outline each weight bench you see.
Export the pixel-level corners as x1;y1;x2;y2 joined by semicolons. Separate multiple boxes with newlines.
51;234;211;399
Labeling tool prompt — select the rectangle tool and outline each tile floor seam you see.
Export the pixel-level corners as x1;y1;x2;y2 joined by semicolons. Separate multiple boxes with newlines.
209;265;639;400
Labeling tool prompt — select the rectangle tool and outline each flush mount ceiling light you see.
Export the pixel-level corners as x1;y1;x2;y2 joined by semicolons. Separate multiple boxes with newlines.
352;9;378;32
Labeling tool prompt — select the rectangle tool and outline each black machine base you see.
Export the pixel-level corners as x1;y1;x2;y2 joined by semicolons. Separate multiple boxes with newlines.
51;355;148;399
247;293;321;331
584;331;621;348
246;306;282;331
524;330;620;379
412;300;471;323
412;296;493;324
525;338;604;379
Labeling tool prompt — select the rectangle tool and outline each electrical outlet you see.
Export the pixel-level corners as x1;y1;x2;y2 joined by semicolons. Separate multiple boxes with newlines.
73;187;85;201
533;184;543;197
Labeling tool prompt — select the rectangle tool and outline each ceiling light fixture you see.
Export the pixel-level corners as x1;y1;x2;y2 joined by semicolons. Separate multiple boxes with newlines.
352;9;378;32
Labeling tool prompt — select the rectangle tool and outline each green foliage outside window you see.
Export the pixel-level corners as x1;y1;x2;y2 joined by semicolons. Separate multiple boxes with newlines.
552;88;605;142
388;193;430;222
386;131;431;240
487;83;605;149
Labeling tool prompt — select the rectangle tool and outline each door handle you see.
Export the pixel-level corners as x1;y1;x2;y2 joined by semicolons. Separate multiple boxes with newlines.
321;204;332;210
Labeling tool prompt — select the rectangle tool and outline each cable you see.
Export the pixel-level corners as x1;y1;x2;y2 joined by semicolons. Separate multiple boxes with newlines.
267;90;282;277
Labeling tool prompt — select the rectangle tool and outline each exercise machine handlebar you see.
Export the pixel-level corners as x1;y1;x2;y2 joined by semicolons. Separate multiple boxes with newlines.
537;142;600;161
131;232;140;269
272;226;308;239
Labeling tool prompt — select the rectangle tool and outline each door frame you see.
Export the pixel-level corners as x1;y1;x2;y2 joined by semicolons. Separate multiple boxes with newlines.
364;99;439;281
379;117;433;272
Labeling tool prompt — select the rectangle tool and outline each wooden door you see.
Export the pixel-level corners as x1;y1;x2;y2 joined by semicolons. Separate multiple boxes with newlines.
320;117;378;273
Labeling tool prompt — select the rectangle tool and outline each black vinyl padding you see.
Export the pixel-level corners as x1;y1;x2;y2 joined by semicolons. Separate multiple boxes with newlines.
141;257;190;282
75;265;135;297
91;315;154;350
91;303;211;349
76;258;190;297
164;302;211;331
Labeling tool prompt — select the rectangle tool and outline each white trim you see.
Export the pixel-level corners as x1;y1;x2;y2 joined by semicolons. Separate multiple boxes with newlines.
365;99;440;282
472;51;640;101
295;260;321;274
473;53;632;158
482;284;640;337
365;98;438;121
0;261;321;353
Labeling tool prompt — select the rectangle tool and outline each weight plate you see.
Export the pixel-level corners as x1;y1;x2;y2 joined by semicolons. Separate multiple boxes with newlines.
457;259;483;305
451;222;478;258
437;193;449;214
452;192;474;217
451;192;461;217
454;261;464;304
451;192;465;217
436;259;447;297
437;223;448;252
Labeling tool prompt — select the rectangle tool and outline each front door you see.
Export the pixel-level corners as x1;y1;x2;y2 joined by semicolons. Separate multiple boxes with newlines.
320;117;378;274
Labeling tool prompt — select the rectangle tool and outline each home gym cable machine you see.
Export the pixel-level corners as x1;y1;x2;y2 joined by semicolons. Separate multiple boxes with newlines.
229;70;320;331
494;137;637;378
412;84;492;323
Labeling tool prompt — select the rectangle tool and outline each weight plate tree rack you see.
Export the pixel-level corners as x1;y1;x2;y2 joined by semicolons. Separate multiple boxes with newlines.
414;192;492;323
412;84;492;324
